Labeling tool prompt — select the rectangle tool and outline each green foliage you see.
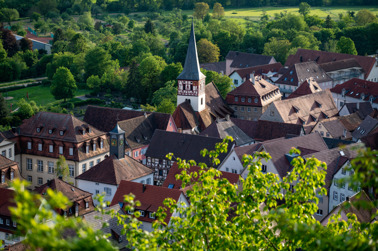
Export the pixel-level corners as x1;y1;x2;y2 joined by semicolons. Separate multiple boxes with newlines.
15;98;35;120
202;69;232;98
0;92;8;121
140;103;157;112
298;2;311;16
50;66;77;101
151;80;177;106
37;0;57;16
263;37;292;64
144;18;155;34
156;99;175;114
212;3;225;19
86;75;101;94
77;11;94;30
355;9;377;26
55;155;70;181
337;36;357;55
197;38;220;63
85;47;116;80
160;62;183;84
0;7;19;25
194;2;209;20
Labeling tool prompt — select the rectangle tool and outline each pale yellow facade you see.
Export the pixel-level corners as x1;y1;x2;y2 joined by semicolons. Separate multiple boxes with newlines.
311;122;331;138
20;153;108;188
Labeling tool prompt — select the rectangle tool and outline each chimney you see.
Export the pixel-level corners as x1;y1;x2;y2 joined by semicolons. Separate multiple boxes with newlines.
144;112;147;118
178;128;183;133
58;176;62;180
226;114;230;121
142;184;146;193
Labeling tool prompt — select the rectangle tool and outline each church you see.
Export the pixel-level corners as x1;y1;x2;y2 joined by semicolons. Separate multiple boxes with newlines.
172;22;233;134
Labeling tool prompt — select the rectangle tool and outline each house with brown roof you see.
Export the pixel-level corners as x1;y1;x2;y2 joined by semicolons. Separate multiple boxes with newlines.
321;191;376;226
275;61;332;97
319;58;364;87
110;180;189;232
0;133;15;161
199;117;254;146
260;90;339;134
219;133;328;179
330;78;378;109
310;117;353;140
163;163;241;192
285;49;378;83
0;188;21;247
173;23;233;133
145;130;235;185
34;178;95;217
226;75;281;121
0;155;22;189
352;115;378;141
339;102;374;120
17;112;109;188
303;144;360;221
225;51;277;76
228;62;283;89
14;32;52;54
287;78;322;99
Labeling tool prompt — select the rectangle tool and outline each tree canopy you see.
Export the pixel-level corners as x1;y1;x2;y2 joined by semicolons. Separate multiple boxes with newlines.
50;67;77;102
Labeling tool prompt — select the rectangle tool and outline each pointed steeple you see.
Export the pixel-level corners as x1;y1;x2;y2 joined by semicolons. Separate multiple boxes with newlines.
177;20;205;81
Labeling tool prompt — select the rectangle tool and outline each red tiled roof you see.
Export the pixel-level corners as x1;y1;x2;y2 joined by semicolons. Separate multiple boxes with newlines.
76;155;152;185
162;163;240;189
230;62;283;78
25;30;52;44
287;79;322;99
0;188;15;217
110;180;184;224
285;49;376;79
319;58;362;73
330;78;378;104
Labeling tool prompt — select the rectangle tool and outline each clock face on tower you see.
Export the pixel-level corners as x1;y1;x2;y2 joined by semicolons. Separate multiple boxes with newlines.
120;139;124;146
111;138;117;146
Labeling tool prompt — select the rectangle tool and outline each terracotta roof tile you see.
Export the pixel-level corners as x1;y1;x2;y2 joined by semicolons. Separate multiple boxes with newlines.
331;78;378;105
76;155;153;185
287;79;322;99
110;180;184;224
230;62;283;79
285;49;376;79
338;113;363;131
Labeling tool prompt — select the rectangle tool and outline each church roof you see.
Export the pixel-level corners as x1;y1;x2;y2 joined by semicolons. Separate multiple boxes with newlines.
177;21;205;81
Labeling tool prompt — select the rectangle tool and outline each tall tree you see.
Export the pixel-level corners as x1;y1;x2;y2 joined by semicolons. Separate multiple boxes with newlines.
263;37;292;64
0;8;19;25
144;18;155;34
197;38;220;63
15;98;34;120
298;2;311;17
124;60;142;101
1;28;18;56
0;93;8;122
355;9;377;26
37;0;58;16
55;155;70;181
53;28;65;44
337;36;358;55
212;3;224;19
50;67;77;102
156;99;175;114
84;47;115;79
193;2;209;20
19;38;33;51
151;80;177;106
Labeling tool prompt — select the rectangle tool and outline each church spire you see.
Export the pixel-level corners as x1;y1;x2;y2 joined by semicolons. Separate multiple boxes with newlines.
177;20;205;81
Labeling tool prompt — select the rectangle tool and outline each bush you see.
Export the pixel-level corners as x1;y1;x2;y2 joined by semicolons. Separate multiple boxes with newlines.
41;79;51;86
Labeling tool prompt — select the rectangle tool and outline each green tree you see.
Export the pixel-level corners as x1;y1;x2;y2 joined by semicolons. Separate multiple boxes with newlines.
15;98;34;120
124;60;142;100
0;39;7;61
37;0;58;16
337;36;358;55
324;15;336;28
50;67;77;102
144;18;154;34
128;19;135;30
263;37;292;64
86;75;101;94
355;9;377;26
202;69;232;98
298;2;310;17
151;80;177;106
160;62;183;84
0;8;19;25
139;55;167;102
84;47;115;79
212;3;224;19
55;155;70;181
0;93;8;122
19;38;33;51
193;2;209;20
156;99;175;114
197;38;220;63
77;11;94;30
1;28;18;56
68;33;88;54
53;28;65;44
140;103;157;112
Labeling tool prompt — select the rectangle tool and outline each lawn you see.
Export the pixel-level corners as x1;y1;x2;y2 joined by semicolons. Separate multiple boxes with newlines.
2;85;88;109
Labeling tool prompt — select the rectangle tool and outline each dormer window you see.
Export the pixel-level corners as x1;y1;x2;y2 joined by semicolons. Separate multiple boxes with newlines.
235;97;238;102
149;212;155;219
254;98;258;103
93;143;96;151
85;201;89;209
248;98;251;103
38;143;42;151
139;210;145;217
69;147;73;155
10;170;14;180
59;146;63;155
241;97;245;102
100;140;104;149
86;145;89;154
88;128;91;133
48;129;53;134
293;106;300;113
36;127;41;133
1;173;4;183
82;130;85;136
49;145;53;153
59;130;64;136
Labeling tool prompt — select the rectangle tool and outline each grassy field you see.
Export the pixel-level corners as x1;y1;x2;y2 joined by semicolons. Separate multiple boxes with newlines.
3;85;88;109
160;5;378;21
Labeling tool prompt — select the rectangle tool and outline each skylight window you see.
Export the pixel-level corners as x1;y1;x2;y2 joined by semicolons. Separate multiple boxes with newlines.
168;184;175;189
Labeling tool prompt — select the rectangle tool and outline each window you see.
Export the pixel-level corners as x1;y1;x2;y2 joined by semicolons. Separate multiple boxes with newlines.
6;219;10;226
334;179;338;187
320;131;324;136
85;202;89;209
317;196;323;204
1;150;5;157
141;180;145;184
147;178;151;185
1;174;4;183
95;182;99;185
8;148;12;158
89;161;94;168
149;212;155;219
139;210;145;217
69;165;74;177
59;130;64;136
12;221;16;227
340;193;345;202
27;142;32;150
201;98;203;105
49;129;53;134
326;132;330;137
38;177;43;185
104;187;112;196
0;218;3;224
10;171;13;180
316;209;323;216
69;147;73;156
248;98;251;103
159;170;163;176
97;158;101;164
342;168;346;175
134;151;139;157
59;146;63;155
93;143;96;151
95;190;99;194
234;79;238;86
247;107;251;112
37;160;43;172
86;145;89;154
48;161;54;174
27;176;32;182
232;169;238;174
82;164;87;173
37;127;41;132
254;98;258;103
100;140;104;149
235;97;238;102
38;143;42;151
226;167;229;172
234;106;238;111
49;145;53;153
270;111;274;116
241;97;245;102
254;108;257;112
333;191;338;201
261;165;267;173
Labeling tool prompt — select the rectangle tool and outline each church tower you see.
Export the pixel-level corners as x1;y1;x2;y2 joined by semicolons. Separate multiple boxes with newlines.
109;124;125;159
177;21;206;112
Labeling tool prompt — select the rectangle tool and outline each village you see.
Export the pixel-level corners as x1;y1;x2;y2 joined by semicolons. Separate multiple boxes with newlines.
0;21;377;249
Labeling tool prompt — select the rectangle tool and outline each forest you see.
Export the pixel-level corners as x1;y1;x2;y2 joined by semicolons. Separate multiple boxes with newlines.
0;0;377;129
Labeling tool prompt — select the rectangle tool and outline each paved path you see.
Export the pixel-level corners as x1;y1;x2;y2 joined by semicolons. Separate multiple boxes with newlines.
0;77;47;91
